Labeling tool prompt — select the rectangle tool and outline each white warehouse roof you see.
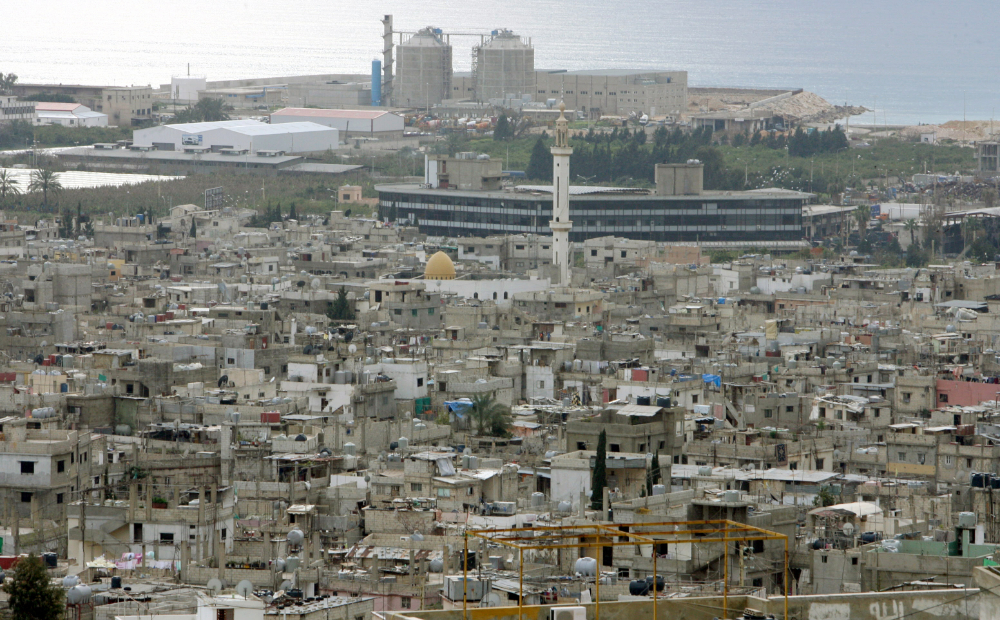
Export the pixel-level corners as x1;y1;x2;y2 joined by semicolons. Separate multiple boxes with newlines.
133;120;339;154
271;108;404;134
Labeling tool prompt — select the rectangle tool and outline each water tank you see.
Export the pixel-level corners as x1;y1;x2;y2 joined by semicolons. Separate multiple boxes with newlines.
636;396;651;406
343;442;356;456
67;584;92;604
724;490;741;503
531;492;545;507
110;576;122;589
656;397;672;408
958;512;977;528
398;437;409;450
832;360;843;369
62;575;80;588
287;529;305;546
557;501;572;512
946;324;956;333
272;558;286;572
461;455;471;469
574;557;597;576
645;575;665;592
750;286;762;295
115;425;132;436
429;558;444;573
628;580;650;596
787;359;797;369
411;530;424;541
698;466;712;476
467;455;479;470
334;371;348;384
285;556;301;572
652;484;666;496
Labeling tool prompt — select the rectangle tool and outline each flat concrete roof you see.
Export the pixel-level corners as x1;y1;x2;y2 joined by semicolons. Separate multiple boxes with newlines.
376;183;811;202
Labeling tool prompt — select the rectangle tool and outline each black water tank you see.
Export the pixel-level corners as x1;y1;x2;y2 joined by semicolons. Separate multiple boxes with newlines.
42;553;57;568
110;576;122;588
628;580;650;596
636;396;651;406
261;302;268;310
645;575;665;591
656;397;671;408
972;472;986;488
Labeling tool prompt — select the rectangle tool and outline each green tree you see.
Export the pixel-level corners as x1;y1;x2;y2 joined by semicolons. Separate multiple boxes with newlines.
287;201;298;221
903;219;919;247
0;170;21;206
326;286;355;322
813;486;836;507
525;137;551;181
469;392;511;437
28;169;62;210
647;451;661;495
173;97;233;123
189;219;197;239
0;72;17;95
853;204;871;244
3;554;64;620
591;429;608;510
493;114;511;141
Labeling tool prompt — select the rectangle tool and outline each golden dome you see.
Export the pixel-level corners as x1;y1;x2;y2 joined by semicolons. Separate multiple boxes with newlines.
425;251;456;280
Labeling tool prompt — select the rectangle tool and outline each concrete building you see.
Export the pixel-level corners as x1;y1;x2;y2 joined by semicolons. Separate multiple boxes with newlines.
11;84;153;126
0;96;36;124
424;153;503;191
271;108;404;139
534;69;687;119
133;120;339;154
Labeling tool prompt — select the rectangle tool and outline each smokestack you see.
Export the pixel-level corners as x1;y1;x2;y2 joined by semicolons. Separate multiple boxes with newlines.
381;15;394;106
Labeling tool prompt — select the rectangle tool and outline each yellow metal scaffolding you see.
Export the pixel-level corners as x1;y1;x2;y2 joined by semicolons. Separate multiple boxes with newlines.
461;520;789;620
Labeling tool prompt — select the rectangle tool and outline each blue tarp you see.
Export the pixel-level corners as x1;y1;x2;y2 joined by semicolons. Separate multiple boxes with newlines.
702;373;722;387
445;400;474;413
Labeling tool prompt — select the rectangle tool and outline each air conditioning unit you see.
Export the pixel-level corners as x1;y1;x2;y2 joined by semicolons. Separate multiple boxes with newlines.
550;607;586;620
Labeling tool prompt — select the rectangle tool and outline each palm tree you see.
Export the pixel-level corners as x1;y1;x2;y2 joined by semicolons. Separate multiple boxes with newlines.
0;170;20;206
469;392;511;437
28;169;62;210
903;219;919;246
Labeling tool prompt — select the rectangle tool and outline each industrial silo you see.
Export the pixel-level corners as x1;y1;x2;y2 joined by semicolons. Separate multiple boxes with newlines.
396;26;453;109
474;29;535;103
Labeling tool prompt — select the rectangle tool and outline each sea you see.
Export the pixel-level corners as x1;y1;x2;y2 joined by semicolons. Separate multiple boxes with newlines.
2;0;999;126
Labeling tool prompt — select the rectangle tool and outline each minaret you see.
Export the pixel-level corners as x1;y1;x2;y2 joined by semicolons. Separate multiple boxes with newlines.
549;101;573;286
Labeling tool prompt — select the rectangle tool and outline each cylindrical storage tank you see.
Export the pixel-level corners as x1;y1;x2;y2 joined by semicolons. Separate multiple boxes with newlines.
787;359;797;369
284;556;301;572
574;557;597;576
656;397;671;408
67;584;92;604
557;501;572;512
652;484;666;496
724;490;741;502
646;575;665;591
396;27;453;107
467;455;479;470
334;371;348;384
475;30;535;101
115;425;132;436
398;437;409;450
63;575;80;588
273;558;286;572
461;454;470;469
628;580;650;596
698;466;712;476
287;529;305;546
531;492;545;508
371;59;382;106
428;558;443;573
343;442;356;456
110;576;122;589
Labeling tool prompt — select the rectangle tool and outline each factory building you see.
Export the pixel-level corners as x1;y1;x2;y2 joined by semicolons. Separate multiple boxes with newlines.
271;108;404;139
473;29;535;102
133;120;339;154
395;26;453;108
377;161;809;244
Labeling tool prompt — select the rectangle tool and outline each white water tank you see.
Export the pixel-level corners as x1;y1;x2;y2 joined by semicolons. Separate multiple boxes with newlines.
574;557;597;576
343;442;356;456
652;484;666;496
724;490;741;503
398;437;409;450
531;492;545;507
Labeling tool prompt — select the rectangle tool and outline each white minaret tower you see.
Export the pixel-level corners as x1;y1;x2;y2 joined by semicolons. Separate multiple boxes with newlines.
549;101;573;286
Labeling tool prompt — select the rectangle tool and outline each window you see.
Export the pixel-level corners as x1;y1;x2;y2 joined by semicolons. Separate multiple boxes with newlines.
160;532;175;543
394;309;402;315
898;452;906;462
437;488;451;498
20;461;34;474
851;557;859;565
785;406;794;413
21;492;31;503
401;597;411;609
940;393;949;403
57;460;65;473
692;395;698;404
428;308;435;315
412;309;418;317
815;459;824;470
411;483;423;493
764;409;773;418
609;444;621;452
591;250;598;256
658;441;665;450
902;392;911;403
57;493;64;504
968;458;974;468
621;251;627;258
821;555;828;564
417;378;424;387
945;455;954;466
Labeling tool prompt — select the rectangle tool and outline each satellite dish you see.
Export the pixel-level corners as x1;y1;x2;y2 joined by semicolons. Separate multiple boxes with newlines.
842;522;856;536
348;344;357;354
236;580;254;599
310;278;321;290
207;578;224;595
